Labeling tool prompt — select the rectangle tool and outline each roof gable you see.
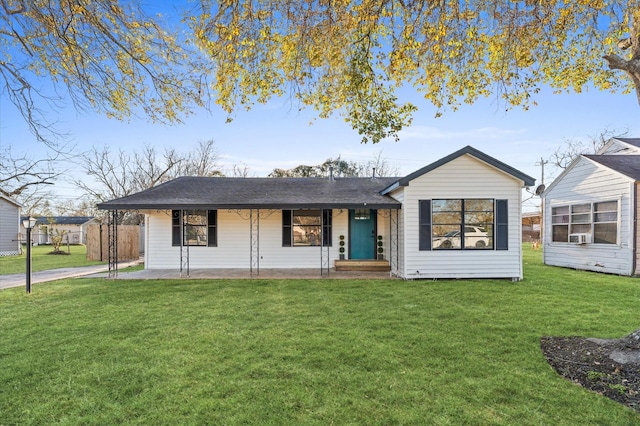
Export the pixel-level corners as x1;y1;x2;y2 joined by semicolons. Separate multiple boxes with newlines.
0;194;22;207
613;137;640;148
544;154;640;197
598;137;640;155
381;145;535;194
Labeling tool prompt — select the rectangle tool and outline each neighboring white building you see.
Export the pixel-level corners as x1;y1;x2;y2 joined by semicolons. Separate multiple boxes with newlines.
98;146;535;280
543;137;640;276
19;216;97;245
0;194;22;256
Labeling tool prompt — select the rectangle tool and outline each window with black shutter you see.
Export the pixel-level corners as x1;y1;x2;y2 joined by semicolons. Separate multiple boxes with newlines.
495;200;508;250
419;200;431;250
172;210;181;246
172;210;217;247
282;210;292;246
322;209;332;246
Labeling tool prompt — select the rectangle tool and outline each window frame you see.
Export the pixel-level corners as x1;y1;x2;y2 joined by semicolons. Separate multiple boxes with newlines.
171;209;217;247
282;209;332;247
420;199;505;251
430;198;495;250
550;200;619;245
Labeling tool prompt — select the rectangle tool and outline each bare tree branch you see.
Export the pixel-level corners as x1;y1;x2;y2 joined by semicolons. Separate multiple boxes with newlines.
0;146;63;199
75;141;223;223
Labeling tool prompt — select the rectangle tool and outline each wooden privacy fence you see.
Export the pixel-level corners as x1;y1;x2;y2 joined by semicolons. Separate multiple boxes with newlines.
86;224;140;262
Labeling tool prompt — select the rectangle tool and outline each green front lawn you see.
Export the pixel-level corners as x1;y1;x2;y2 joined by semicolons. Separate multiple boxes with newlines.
0;244;104;274
1;247;639;424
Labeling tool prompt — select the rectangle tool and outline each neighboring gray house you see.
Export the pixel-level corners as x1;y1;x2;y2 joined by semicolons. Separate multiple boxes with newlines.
0;194;22;256
543;137;640;276
20;216;96;245
98;146;535;280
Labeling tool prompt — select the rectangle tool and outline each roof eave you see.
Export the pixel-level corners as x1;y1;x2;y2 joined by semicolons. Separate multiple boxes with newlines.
97;202;402;211
380;182;400;196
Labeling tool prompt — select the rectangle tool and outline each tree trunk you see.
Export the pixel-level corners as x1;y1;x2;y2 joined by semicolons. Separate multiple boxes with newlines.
603;11;640;107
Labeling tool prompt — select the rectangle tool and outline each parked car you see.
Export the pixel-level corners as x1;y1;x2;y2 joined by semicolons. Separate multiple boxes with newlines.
433;226;490;249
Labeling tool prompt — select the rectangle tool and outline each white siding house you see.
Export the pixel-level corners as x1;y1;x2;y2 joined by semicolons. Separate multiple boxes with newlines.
543;147;640;276
99;146;535;280
382;149;531;280
0;194;22;256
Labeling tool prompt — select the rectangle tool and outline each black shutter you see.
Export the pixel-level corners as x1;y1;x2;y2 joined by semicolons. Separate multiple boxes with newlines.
282;210;292;246
207;210;217;247
496;199;508;250
419;200;431;251
322;209;332;246
172;210;181;246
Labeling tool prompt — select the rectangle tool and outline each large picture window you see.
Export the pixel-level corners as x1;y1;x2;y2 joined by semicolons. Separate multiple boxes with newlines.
431;199;494;250
282;209;332;246
420;199;507;251
551;201;618;244
172;210;217;247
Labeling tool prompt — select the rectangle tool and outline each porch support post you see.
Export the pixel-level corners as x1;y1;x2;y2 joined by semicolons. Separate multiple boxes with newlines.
320;208;330;276
180;210;189;277
107;209;118;278
250;209;260;276
390;209;399;277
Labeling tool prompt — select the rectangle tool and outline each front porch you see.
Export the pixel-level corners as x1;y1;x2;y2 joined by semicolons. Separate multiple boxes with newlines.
87;267;396;280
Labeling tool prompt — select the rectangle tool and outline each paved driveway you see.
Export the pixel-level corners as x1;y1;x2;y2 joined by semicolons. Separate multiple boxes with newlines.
0;260;142;290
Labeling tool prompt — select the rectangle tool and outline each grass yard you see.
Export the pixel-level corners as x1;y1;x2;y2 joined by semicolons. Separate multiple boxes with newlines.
0;244;104;274
1;247;640;424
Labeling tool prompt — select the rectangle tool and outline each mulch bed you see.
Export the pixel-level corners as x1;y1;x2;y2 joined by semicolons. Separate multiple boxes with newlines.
540;334;640;411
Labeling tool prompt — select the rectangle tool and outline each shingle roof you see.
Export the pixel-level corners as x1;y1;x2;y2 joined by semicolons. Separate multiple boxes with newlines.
20;216;95;226
97;177;402;210
584;155;640;181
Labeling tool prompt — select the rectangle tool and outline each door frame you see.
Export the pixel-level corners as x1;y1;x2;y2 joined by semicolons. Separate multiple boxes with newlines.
348;209;377;260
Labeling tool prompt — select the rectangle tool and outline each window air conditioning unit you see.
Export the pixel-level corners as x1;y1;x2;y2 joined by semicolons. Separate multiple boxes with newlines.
569;233;590;244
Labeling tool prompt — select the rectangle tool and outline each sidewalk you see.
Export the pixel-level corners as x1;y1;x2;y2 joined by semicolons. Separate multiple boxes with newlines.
0;259;142;290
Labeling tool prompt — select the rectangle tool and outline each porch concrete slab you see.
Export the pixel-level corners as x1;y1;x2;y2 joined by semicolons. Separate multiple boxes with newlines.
84;268;397;280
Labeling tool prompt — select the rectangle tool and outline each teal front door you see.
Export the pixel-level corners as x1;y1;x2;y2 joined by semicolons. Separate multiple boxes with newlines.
349;209;376;259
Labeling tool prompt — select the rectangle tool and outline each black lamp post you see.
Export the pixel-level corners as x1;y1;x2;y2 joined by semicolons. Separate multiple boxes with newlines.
22;216;37;294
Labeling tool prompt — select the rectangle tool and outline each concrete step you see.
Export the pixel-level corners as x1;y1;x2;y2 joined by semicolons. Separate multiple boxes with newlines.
334;259;390;272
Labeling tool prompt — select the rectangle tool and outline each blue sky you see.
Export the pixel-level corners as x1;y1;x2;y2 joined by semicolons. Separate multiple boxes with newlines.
1;67;639;214
4;0;639;216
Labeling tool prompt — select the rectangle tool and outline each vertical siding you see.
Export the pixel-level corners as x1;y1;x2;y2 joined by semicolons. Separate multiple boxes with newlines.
0;199;20;253
146;209;354;269
543;158;634;275
375;210;388;260
400;155;524;280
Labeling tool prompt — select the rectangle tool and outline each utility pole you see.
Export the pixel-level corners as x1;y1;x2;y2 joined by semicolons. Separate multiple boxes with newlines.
535;157;548;185
534;157;548;246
